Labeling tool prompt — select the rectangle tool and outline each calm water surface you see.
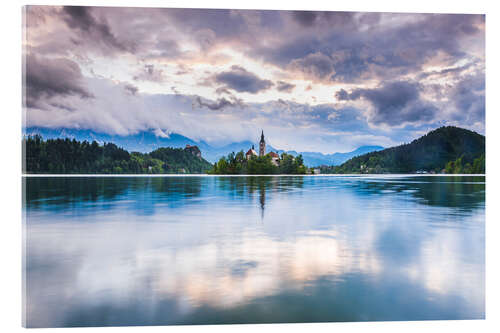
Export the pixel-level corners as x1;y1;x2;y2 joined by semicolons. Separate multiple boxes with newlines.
23;175;485;327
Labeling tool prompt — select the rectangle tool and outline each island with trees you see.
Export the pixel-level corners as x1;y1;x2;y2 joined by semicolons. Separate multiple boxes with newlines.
209;151;306;175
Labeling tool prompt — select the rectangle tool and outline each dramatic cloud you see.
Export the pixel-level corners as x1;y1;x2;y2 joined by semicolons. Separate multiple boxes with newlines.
289;52;336;81
276;81;296;93
291;11;357;29
450;73;485;125
22;6;485;153
152;39;182;60
25;54;93;109
337;81;438;126
195;96;244;111
61;6;135;54
214;66;273;94
254;13;484;83
292;11;318;27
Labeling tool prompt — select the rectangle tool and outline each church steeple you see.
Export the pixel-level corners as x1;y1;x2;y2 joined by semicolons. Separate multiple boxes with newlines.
259;130;266;156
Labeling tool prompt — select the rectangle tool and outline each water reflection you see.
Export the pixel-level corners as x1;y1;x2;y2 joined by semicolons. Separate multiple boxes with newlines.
259;183;265;220
24;176;485;327
345;176;485;210
24;177;205;215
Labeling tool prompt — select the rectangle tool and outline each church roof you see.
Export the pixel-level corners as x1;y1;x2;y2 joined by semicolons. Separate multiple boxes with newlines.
246;148;257;156
268;151;279;158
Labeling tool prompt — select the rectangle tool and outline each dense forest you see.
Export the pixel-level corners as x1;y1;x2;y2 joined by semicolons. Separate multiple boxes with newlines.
23;135;213;174
321;126;485;174
209;151;307;174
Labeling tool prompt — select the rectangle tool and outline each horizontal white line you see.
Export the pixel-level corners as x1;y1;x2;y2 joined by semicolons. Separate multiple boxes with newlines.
21;174;486;177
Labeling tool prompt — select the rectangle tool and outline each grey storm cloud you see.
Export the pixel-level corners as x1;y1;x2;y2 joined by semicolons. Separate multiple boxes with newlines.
336;81;438;126
254;13;484;83
291;11;357;29
450;74;485;124
161;8;247;39
254;35;367;83
289;52;336;81
417;62;474;81
24;54;93;109
338;81;420;109
195;96;244;111
214;66;273;94
152;39;182;59
160;8;284;43
28;7;484;85
276;81;296;93
61;6;135;53
48;103;76;112
292;11;318;27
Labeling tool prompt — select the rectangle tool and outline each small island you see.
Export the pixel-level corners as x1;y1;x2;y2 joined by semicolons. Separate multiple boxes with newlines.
209;131;307;175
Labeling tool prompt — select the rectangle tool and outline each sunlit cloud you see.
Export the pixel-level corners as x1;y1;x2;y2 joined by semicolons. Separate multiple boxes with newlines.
23;6;485;153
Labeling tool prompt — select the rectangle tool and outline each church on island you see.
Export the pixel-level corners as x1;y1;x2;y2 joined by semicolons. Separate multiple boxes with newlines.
246;130;280;166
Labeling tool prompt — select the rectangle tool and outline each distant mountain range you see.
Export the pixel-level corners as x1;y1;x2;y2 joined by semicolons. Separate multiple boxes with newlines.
277;146;384;167
23;127;383;167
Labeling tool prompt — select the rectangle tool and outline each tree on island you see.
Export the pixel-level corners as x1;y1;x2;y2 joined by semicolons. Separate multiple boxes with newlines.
209;151;307;175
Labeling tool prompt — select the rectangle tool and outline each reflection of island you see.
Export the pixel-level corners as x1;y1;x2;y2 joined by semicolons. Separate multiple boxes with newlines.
214;176;306;221
259;180;266;220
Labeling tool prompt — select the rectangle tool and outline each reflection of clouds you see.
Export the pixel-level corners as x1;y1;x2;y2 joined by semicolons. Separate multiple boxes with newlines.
28;223;383;315
24;177;485;326
405;228;484;308
137;231;353;308
27;212;483;323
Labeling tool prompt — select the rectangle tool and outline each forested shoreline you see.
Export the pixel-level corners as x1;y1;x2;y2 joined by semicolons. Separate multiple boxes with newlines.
23;126;485;175
319;126;485;174
23;135;213;174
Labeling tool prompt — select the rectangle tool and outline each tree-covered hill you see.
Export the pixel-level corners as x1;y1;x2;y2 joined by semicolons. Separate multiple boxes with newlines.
327;126;485;174
23;135;213;174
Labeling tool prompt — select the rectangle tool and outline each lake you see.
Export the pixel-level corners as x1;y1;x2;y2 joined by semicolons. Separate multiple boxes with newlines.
22;175;485;327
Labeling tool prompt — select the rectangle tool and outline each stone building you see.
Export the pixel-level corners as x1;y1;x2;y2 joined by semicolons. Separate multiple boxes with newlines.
246;145;258;159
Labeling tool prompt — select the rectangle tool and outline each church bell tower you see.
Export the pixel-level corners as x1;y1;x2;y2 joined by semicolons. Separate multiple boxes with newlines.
259;130;266;157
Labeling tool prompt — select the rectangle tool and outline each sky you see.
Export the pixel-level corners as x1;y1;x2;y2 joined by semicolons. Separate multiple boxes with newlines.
23;6;485;153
